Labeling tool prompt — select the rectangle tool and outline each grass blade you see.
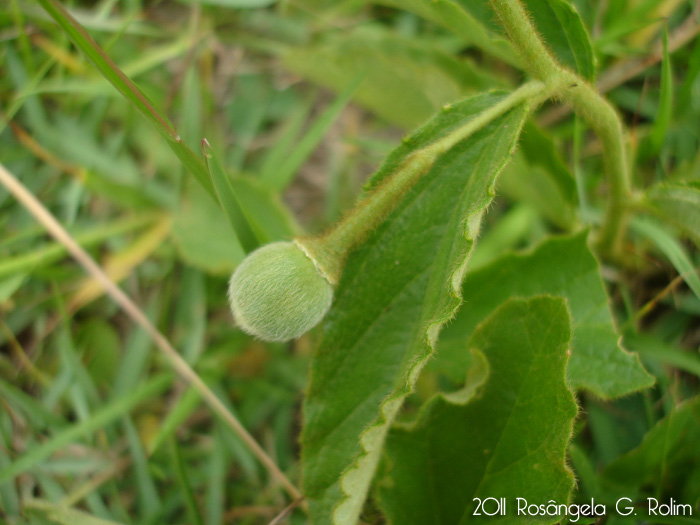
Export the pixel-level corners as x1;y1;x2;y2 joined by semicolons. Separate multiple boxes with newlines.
123;417;162;520
36;0;215;197
147;386;202;456
650;24;673;153
0;374;172;483
632;217;700;300
0;161;302;502
170;438;204;525
260;77;360;190
24;499;126;525
202;139;264;254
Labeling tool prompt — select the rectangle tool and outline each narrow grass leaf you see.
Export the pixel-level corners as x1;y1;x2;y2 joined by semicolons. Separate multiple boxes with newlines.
147;386;202;456
36;0;215;197
679;33;700;111
0;274;25;302
568;443;602;500
631;217;700;301
172;182;246;273
0;55;54;136
24;499;125;525
378;297;577;524
261;77;360;191
0;453;20;517
302;92;528;524
0;379;65;431
645;181;700;245
283;25;496;128
111;300;161;399
650;25;673;153
259;97;314;182
173;267;207;365
169;438;204;525
374;0;519;67
0;374;172;483
178;0;277;7
602;396;700;500
123;417;161;519
230;176;300;240
68;217;172;310
625;333;700;378
468;205;539;270
202;140;264;254
205;428;227;525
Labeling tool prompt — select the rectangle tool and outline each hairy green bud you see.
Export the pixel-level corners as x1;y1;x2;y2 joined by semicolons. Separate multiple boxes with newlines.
228;241;334;342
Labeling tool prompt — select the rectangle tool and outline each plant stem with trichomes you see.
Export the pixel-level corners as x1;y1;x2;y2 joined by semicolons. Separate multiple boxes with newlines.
300;80;558;284
490;0;631;258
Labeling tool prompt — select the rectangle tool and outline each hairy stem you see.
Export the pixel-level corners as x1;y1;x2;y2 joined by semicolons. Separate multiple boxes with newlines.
301;80;554;283
490;0;631;257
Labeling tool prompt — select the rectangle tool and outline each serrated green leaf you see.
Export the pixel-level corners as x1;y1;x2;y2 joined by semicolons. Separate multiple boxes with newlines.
520;0;596;80
645;182;700;246
435;232;654;398
283;25;496;128
379;297;577;525
302;92;528;524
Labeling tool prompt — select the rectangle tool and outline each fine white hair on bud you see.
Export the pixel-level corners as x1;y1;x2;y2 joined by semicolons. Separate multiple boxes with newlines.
227;241;334;342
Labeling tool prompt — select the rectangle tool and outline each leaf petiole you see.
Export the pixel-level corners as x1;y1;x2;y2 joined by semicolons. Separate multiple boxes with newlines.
299;80;557;284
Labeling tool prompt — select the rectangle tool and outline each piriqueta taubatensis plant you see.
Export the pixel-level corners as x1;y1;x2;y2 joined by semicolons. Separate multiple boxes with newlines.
226;2;656;523
21;0;681;522
228;0;631;344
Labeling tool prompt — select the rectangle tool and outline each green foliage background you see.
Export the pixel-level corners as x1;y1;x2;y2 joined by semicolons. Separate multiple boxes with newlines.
0;0;699;523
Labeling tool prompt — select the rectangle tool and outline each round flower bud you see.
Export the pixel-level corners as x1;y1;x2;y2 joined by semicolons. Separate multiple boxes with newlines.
228;241;334;342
